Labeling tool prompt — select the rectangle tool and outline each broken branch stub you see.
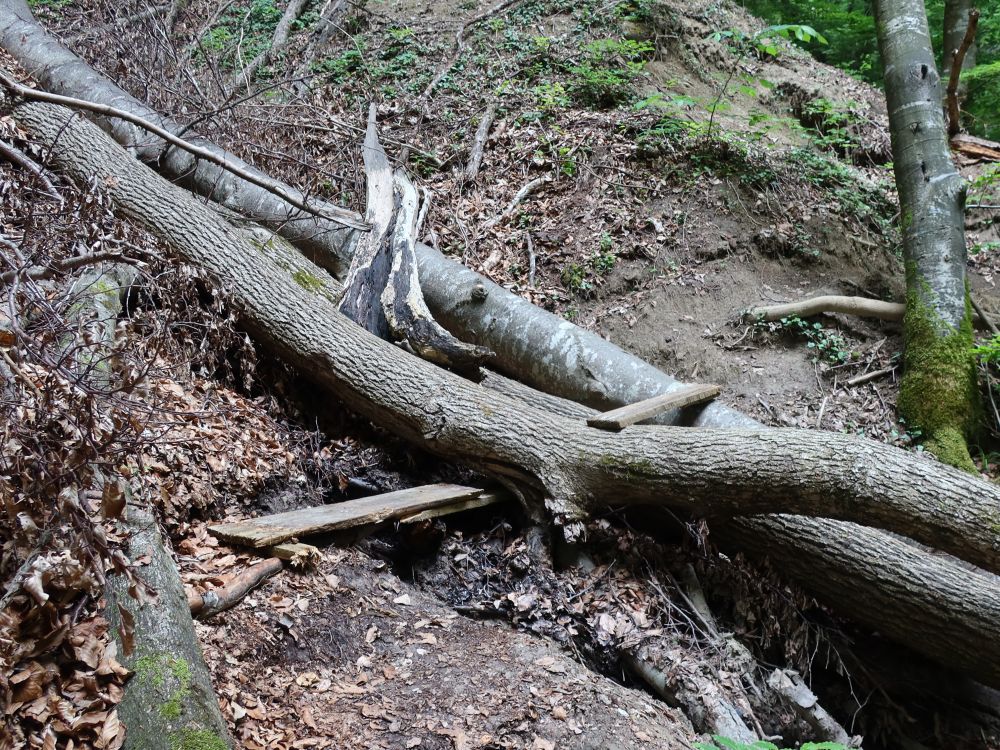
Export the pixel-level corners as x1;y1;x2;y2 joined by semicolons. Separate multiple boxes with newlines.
339;105;492;371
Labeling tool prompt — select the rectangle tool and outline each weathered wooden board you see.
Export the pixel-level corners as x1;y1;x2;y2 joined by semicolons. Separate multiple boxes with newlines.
586;384;721;431
397;491;503;524
209;483;484;547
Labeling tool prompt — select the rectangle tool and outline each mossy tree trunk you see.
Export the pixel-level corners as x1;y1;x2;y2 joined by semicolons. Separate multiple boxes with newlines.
875;0;980;471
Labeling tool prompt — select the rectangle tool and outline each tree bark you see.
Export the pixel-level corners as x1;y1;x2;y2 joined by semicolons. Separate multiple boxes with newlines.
942;0;977;84
104;505;232;750
875;0;980;471
477;374;1000;690
12;96;1000;690
7;4;1000;689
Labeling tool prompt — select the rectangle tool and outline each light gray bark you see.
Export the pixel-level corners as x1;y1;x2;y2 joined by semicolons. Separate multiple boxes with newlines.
942;0;977;82
14;98;1000;682
7;2;1000;690
875;0;979;468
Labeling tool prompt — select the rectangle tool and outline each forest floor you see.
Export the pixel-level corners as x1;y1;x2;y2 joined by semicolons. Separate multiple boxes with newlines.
6;0;1000;748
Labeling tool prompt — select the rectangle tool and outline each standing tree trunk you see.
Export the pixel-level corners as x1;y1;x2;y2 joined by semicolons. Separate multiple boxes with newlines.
875;0;980;471
942;0;977;84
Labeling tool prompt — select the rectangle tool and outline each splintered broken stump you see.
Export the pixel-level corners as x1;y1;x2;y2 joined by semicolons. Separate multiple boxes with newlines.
208;483;490;548
587;384;721;431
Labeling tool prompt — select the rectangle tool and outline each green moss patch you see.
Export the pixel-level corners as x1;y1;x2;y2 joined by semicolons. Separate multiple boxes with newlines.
897;285;980;473
170;729;228;750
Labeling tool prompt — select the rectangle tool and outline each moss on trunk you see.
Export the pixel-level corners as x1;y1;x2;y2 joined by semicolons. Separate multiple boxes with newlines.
897;285;980;472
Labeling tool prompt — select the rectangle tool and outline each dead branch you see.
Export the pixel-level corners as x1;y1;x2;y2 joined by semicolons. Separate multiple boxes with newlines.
228;0;309;92
0;70;368;232
339;106;492;369
483;176;551;230
187;557;283;618
0;137;60;200
767;669;855;746
947;7;980;138
748;295;903;322
464;102;496;183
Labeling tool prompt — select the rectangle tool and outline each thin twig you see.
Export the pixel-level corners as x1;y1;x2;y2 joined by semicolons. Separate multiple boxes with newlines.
846;366;896;387
0;139;61;201
228;0;309;92
0;69;368;232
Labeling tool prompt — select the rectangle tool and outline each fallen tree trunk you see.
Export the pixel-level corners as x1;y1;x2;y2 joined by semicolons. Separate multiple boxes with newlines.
477;373;1000;689
12;96;1000;690
6;6;1000;688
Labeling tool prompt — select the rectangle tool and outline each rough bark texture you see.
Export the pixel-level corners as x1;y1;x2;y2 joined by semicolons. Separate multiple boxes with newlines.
339;106;492;369
20;98;1000;572
7;6;1000;688
876;0;980;470
479;374;1000;689
104;505;231;750
0;1;363;276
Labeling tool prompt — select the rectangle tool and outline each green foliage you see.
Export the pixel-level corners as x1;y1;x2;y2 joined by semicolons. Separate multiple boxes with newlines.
707;24;824;136
200;0;283;67
963;62;1000;141
793;148;894;235
756;315;853;364
740;0;998;84
567;38;653;108
798;97;862;157
695;738;849;750
561;242;618;295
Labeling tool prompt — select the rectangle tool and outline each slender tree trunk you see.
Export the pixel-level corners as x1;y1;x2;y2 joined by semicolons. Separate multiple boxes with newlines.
875;0;980;470
942;0;977;84
12;95;1000;688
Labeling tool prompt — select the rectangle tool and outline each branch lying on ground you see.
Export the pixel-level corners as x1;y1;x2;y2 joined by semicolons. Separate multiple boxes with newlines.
464;102;496;183
483;176;551;230
187;557;283;618
767;669;855;746
748;294;997;330
0;70;369;232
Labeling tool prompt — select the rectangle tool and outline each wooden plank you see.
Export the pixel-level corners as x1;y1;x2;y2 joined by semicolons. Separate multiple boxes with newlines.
268;542;321;569
397;492;503;524
208;483;484;548
586;384;721;431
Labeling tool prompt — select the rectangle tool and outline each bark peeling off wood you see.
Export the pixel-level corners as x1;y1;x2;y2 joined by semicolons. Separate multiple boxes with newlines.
209;484;485;547
339;105;492;371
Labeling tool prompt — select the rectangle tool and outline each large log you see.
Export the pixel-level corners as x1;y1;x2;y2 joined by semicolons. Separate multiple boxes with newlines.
4;4;999;688
11;95;1000;688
